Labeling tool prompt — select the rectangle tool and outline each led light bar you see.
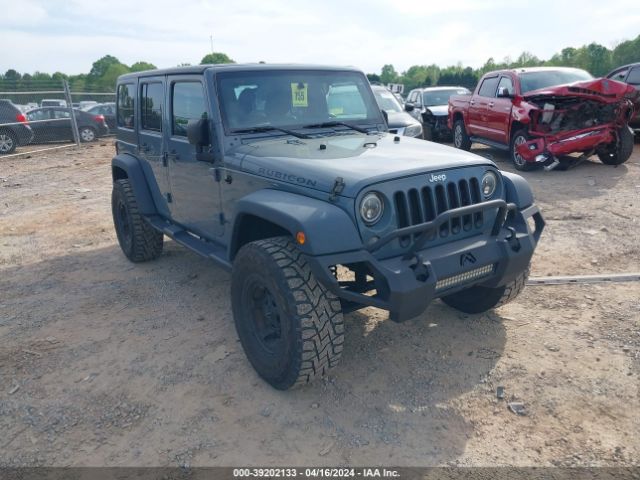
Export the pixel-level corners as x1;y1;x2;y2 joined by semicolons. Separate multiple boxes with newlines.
435;264;495;291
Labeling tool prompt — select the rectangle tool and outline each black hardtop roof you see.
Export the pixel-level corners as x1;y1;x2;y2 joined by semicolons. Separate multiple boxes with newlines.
117;63;363;82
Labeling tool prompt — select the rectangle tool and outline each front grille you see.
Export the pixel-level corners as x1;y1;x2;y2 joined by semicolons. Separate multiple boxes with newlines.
394;176;484;245
435;264;495;291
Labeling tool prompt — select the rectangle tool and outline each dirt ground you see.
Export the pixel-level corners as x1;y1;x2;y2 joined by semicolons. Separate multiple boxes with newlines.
1;140;639;467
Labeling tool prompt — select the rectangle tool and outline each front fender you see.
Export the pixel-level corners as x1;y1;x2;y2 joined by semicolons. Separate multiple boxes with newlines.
232;190;362;256
502;172;534;209
111;153;159;216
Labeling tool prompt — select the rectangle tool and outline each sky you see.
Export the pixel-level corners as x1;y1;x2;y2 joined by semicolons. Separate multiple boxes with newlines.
2;0;639;75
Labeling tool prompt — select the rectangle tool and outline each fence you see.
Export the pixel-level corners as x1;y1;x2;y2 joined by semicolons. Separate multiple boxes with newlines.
0;79;115;157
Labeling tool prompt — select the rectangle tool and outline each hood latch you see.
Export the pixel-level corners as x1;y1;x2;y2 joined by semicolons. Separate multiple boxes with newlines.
329;177;345;202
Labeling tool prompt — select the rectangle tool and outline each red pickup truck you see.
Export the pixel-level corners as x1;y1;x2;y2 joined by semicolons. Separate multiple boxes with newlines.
448;67;637;171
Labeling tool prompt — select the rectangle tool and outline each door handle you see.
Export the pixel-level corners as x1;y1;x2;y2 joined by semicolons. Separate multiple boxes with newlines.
470;100;475;106
140;143;150;153
488;102;495;108
169;149;180;161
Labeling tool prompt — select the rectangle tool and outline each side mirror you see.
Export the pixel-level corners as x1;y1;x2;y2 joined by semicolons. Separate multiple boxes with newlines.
497;87;512;98
187;118;210;146
404;102;415;112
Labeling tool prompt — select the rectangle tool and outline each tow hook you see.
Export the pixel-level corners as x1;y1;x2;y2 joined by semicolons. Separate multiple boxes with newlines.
409;254;429;282
506;227;521;252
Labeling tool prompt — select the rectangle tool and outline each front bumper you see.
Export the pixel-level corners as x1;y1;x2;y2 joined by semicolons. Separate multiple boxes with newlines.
307;200;545;322
425;115;452;137
516;126;615;164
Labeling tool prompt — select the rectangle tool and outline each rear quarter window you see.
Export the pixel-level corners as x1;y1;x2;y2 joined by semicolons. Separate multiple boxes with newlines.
117;83;135;129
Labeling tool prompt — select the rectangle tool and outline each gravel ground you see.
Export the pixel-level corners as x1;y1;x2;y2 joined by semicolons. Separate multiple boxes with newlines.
0;139;638;467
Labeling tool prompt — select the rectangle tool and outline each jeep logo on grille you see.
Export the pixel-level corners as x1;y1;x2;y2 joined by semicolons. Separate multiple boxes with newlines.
428;173;447;183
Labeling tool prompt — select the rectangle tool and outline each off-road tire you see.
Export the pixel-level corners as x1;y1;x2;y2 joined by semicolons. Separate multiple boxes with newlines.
597;126;634;165
0;129;17;154
510;129;536;171
231;237;344;390
111;178;163;262
441;267;529;314
453;119;471;151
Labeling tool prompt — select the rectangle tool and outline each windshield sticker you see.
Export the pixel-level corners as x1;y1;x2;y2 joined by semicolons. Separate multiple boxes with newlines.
291;82;308;107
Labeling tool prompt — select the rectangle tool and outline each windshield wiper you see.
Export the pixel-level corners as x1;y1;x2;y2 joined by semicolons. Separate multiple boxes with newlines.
229;126;310;139
302;121;371;134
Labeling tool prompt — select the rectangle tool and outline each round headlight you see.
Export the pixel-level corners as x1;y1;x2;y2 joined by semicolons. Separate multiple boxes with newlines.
360;192;384;225
481;171;498;198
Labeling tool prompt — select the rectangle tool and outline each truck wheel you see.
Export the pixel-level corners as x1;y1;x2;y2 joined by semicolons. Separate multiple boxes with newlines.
440;267;529;314
597;126;634;165
453;119;471;151
111;178;163;262
510;130;535;171
231;237;344;390
0;130;17;154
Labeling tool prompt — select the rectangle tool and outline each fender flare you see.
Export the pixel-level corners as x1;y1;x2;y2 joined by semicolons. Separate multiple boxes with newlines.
232;189;362;257
111;153;157;215
502;172;534;209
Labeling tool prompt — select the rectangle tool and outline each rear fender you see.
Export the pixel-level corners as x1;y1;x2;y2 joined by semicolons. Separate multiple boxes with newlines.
111;153;158;215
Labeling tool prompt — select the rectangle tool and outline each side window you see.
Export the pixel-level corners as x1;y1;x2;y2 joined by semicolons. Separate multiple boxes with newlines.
409;91;418;103
497;76;514;95
626;67;640;85
117;83;135;129
478;76;500;97
27;109;50;121
172;82;207;137
52;109;71;119
414;91;422;106
140;82;163;132
610;68;628;82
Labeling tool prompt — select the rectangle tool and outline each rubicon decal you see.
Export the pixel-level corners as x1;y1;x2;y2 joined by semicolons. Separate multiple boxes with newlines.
258;167;317;187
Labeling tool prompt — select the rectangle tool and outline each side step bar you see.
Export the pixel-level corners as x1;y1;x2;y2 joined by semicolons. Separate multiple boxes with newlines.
145;215;232;271
469;136;510;151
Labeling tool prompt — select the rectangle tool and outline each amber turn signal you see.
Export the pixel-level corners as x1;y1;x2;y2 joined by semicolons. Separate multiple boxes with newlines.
296;231;306;245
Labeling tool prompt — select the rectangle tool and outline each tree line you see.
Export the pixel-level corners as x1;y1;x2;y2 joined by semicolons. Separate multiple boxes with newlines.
367;34;640;91
0;52;235;92
1;34;639;93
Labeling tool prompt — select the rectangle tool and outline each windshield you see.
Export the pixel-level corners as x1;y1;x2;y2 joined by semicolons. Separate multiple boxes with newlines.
372;87;403;112
519;69;593;94
217;70;383;133
422;88;469;106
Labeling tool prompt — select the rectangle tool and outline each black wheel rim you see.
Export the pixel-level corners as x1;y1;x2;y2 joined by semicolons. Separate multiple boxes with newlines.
243;276;283;353
115;198;132;250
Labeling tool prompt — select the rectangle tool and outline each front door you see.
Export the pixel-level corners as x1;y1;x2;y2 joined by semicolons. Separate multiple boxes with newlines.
485;75;514;144
165;76;223;238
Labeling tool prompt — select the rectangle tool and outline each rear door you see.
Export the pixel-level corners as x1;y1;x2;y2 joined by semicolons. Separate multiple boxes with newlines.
485;75;514;144
165;76;223;238
137;77;171;204
468;75;499;137
51;108;73;141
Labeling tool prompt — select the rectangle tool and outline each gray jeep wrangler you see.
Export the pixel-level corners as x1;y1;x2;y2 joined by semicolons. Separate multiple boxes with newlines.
111;64;545;390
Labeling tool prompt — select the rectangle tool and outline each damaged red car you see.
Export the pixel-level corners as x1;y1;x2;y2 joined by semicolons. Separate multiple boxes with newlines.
448;67;637;171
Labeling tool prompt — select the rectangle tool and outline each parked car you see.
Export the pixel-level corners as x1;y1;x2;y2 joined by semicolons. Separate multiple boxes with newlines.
448;67;637;170
84;102;116;130
0;99;34;154
371;85;423;138
25;107;109;143
606;62;640;133
40;99;67;107
405;86;471;141
111;64;543;389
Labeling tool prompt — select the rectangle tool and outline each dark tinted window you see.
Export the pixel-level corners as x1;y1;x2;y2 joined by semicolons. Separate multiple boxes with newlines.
141;82;163;132
497;76;514;95
27;109;50;121
626;67;640;85
52;109;71;119
478;76;499;97
172;82;207;137
117;83;135;128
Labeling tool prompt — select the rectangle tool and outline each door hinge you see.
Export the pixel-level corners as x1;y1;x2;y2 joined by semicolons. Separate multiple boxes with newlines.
162;152;168;167
166;192;173;203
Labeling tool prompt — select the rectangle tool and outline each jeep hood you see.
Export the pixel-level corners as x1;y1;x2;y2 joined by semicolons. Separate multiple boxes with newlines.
523;77;637;103
230;133;494;197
